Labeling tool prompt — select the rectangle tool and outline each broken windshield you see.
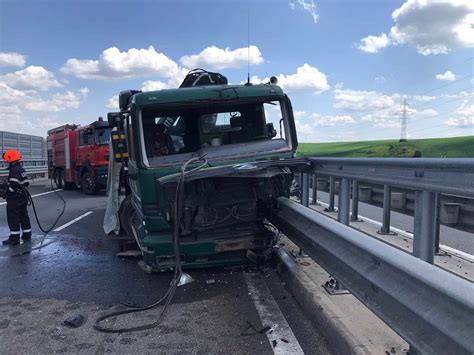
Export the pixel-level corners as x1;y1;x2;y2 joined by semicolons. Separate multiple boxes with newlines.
139;99;290;166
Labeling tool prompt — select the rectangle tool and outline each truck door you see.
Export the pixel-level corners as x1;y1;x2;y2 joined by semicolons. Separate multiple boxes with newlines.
77;128;95;168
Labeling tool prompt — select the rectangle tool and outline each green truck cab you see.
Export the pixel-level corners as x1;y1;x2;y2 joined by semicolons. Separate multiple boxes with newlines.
108;70;304;271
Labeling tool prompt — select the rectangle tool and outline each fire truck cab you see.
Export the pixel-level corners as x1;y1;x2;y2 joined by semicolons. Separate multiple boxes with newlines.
47;118;111;194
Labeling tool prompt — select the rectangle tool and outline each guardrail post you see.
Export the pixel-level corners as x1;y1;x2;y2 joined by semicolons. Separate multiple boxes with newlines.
301;173;309;207
327;176;335;212
434;193;441;254
338;178;350;225
413;191;436;264
378;184;393;234
310;174;318;205
350;180;359;221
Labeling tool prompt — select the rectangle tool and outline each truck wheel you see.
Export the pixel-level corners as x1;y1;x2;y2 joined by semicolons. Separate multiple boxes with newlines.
55;170;64;189
81;171;98;195
119;195;137;239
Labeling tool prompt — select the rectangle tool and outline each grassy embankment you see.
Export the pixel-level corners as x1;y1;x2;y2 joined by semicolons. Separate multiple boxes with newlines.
297;136;474;158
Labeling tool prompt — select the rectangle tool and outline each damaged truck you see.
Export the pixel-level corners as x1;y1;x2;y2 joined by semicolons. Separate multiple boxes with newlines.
105;69;307;271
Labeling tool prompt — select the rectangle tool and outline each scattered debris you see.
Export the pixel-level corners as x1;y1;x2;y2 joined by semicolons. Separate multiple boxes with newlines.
177;272;194;287
63;314;87;328
240;321;272;336
206;279;216;285
116;250;142;258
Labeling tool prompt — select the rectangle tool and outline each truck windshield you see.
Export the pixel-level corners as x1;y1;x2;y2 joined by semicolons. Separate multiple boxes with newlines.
96;128;111;145
140;99;290;165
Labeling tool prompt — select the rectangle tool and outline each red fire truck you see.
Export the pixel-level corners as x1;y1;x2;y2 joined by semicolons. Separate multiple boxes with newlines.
47;118;111;194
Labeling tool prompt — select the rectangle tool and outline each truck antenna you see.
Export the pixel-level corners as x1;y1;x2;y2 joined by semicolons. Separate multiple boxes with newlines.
247;3;251;85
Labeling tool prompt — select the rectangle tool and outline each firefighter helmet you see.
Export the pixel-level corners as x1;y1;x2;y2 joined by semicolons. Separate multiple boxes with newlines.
2;150;22;163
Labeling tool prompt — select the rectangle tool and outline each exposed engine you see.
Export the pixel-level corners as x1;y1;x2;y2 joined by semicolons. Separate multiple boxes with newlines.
163;176;286;253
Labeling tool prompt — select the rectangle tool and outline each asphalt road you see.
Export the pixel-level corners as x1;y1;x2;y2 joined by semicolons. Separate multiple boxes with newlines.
0;181;330;354
314;190;474;255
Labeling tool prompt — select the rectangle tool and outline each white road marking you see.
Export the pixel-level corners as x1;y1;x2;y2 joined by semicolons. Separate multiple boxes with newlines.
311;198;474;262
0;189;63;206
244;273;304;355
53;211;93;232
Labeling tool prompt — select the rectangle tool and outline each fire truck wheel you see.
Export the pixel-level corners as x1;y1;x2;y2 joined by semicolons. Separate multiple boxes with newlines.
81;171;98;195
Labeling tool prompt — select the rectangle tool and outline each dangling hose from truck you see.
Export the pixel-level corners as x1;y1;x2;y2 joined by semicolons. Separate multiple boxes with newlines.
93;155;208;333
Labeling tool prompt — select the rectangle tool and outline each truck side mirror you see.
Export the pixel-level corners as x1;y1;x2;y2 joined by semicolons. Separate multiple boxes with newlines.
266;123;277;138
107;112;120;127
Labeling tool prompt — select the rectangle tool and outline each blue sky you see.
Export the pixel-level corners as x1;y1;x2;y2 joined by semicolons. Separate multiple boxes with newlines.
0;0;472;141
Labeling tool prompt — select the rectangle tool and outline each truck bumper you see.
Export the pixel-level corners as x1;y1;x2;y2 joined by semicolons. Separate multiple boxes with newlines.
140;227;276;271
94;166;108;186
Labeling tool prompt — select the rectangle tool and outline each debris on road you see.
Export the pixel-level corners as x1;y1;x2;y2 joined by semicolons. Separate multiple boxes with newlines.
63;314;87;328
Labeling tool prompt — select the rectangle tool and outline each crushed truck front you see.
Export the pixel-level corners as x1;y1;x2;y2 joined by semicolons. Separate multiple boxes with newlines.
115;83;303;270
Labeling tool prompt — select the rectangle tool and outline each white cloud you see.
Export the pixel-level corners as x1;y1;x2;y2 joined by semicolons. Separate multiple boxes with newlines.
1;65;62;91
358;0;474;55
333;88;395;111
413;95;437;102
0;82;27;105
105;70;190;110
289;2;296;10
141;80;171;92
358;33;390;53
375;76;387;84
180;45;263;70
106;95;119;110
445;116;473;128
313;114;356;127
293;0;319;24
275;64;329;94
293;111;317;141
445;99;474;128
24;88;89;112
61;46;180;80
436;70;456;81
0;52;26;67
334;82;344;89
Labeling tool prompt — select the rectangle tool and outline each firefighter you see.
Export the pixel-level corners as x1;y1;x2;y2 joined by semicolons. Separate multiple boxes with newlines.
2;150;32;245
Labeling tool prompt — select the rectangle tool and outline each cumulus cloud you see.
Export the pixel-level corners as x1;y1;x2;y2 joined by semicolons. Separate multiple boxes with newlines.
1;66;62;91
0;52;26;67
180;45;263;70
61;46;180;79
313;114;356;126
445;99;474;128
276;64;329;94
333;88;395;111
436;70;456;81
358;0;474;55
358;33;390;53
106;95;119;110
24;88;89;112
293;111;317;141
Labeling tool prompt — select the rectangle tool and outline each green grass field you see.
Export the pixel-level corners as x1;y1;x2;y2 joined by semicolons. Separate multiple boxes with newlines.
297;136;474;158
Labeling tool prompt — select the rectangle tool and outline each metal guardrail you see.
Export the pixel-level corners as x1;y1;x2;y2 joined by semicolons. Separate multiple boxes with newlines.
272;158;474;354
310;177;474;232
0;166;48;179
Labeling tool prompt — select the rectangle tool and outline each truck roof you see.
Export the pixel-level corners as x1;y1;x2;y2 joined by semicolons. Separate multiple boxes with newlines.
132;84;285;107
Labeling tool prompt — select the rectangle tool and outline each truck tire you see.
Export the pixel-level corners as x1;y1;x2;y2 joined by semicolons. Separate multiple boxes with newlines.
119;194;136;239
81;171;98;195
